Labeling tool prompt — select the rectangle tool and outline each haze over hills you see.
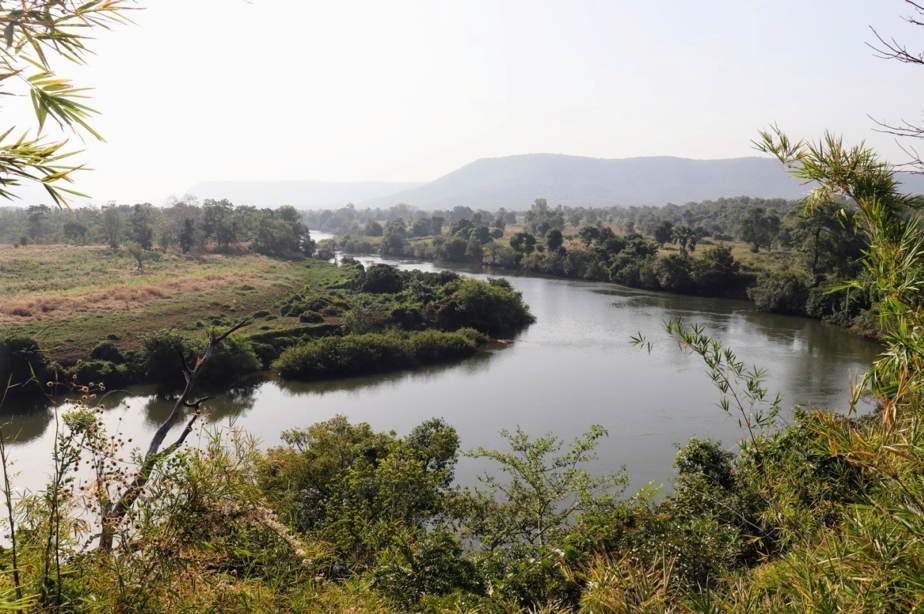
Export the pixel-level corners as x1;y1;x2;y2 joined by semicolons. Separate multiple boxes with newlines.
182;154;924;211
184;181;426;208
359;154;924;210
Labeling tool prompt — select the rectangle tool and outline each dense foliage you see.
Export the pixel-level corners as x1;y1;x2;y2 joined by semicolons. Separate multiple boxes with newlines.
272;329;484;380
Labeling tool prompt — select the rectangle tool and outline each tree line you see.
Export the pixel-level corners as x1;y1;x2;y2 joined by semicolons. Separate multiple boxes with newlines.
0;199;315;259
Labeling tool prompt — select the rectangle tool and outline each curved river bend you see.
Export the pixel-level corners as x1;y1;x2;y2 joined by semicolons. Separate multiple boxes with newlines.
4;255;881;493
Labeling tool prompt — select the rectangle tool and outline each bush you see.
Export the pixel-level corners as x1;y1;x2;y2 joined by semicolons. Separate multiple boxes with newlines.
191;334;262;386
250;341;279;369
805;282;870;325
274;330;484;380
426;278;535;335
69;360;129;387
407;330;476;362
691;244;741;295
298;311;324;323
89;340;125;364
355;264;404;294
273;332;411;379
652;254;694;293
0;334;50;390
139;329;195;383
747;269;810;315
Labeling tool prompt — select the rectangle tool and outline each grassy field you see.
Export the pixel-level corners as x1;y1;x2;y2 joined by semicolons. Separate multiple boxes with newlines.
0;244;348;363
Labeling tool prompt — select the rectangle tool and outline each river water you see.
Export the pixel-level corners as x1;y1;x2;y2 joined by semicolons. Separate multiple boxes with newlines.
3;254;882;495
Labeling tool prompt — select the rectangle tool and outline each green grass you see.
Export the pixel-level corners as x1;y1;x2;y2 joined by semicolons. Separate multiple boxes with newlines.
0;244;353;363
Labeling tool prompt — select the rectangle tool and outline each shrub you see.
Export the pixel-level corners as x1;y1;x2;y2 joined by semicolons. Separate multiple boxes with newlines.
274;330;484;380
747;269;810;315
691;244;741;295
191;334;262;386
0;334;50;389
456;327;489;344
89;340;125;364
355;264;404;294
273;332;411;379
652;254;694;293
298;311;324;323
69;360;129;387
250;341;278;369
139;329;194;383
805;282;870;325
407;330;476;362
426;278;535;335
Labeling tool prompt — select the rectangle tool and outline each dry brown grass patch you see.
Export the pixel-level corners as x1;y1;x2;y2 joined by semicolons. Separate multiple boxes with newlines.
0;272;266;324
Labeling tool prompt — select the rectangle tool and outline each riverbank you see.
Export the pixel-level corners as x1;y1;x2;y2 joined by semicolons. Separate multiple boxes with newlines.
0;246;534;395
327;232;881;341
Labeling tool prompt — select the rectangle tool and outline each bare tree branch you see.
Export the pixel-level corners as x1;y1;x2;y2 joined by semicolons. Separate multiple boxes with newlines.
98;319;250;551
867;2;924;170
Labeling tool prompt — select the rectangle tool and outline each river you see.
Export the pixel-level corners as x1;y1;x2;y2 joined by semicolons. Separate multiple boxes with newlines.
2;253;882;495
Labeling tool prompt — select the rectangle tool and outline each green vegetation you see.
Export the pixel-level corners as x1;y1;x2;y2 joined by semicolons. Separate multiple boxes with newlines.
0;247;532;394
0;1;131;207
315;189;885;336
273;329;482;380
0;131;923;611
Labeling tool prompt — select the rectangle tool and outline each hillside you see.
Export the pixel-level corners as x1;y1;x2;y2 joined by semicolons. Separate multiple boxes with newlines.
185;180;426;208
359;153;924;210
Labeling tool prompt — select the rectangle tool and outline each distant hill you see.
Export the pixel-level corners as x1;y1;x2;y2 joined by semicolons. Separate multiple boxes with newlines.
185;181;426;208
359;154;924;210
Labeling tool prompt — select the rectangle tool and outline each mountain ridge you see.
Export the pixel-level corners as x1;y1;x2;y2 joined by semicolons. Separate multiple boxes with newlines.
186;154;924;210
358;153;900;210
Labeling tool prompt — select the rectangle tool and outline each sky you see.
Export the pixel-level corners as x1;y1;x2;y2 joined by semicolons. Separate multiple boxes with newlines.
4;0;924;203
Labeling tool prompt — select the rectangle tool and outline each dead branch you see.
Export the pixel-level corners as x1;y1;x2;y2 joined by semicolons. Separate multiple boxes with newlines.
99;320;249;551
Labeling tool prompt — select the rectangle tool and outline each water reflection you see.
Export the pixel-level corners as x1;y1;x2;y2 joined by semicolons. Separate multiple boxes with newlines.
274;350;498;398
143;384;259;427
2;404;53;444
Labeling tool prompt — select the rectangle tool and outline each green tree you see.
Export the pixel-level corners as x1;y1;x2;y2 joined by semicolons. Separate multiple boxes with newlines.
472;224;492;244
453;425;626;551
671;223;697;254
130;203;154;250
788;200;865;280
510;231;537;254
578;225;600;247
178;218;196;253
261;416;460;566
125;241;148;273
380;231;406;256
62;220;87;245
364;220;384;236
545;227;564;252
691;244;741;293
25;204;49;241
738;207;779;252
202;198;237;247
411;218;431;237
0;2;130;207
653;219;674;245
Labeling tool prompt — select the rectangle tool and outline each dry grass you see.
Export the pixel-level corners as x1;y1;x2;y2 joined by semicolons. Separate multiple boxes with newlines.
0;272;265;324
0;243;343;362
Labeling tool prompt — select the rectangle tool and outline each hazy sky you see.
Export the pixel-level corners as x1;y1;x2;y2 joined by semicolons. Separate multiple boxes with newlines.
5;0;924;203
